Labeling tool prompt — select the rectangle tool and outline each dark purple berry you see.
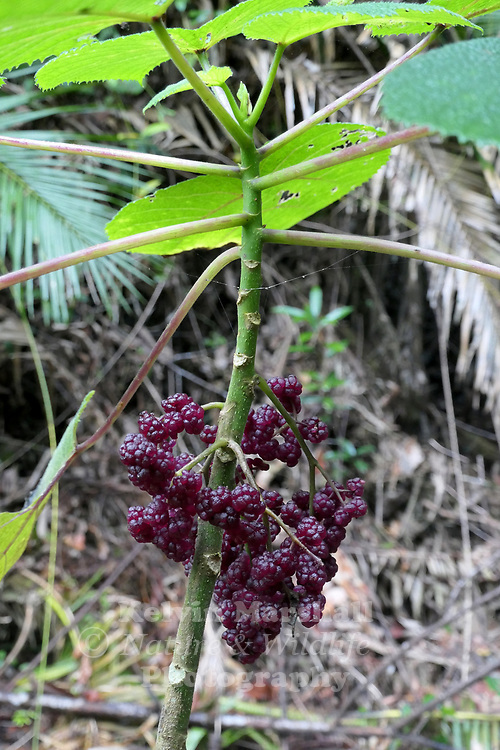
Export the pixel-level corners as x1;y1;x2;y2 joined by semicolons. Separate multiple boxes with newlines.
200;424;218;445
127;506;155;543
298;416;329;443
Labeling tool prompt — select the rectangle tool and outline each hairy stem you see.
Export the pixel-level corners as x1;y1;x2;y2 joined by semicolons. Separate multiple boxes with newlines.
259;30;441;156
0;214;248;290
263;228;500;282
0;135;240;176
151;19;251;148
252;126;429;191
156;141;263;750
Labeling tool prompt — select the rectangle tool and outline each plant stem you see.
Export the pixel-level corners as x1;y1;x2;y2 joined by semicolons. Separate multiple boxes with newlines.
263;228;500;282
0;135;240;176
246;43;285;129
252;126;429;191
0;214;248;290
151;19;252;148
156;141;263;750
259;30;441;156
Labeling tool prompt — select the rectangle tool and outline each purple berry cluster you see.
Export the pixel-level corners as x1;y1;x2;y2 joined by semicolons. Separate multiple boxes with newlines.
120;377;367;663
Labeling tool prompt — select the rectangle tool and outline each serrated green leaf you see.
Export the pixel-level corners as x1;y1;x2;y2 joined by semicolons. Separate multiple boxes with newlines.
428;0;500;18
33;2;311;87
243;2;478;45
165;0;311;53
0;392;94;582
0;0;173;73
143;66;232;110
106;124;389;254
381;38;500;148
106;176;244;254
36;32;169;88
260;123;390;229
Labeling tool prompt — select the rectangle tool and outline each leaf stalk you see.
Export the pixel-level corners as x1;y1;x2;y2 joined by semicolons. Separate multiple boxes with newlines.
0;214;248;290
0;135;240;176
252;126;430;191
263;228;500;281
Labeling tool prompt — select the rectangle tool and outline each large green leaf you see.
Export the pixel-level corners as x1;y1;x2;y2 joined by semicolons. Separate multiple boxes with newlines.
243;2;478;44
107;124;389;254
143;66;233;111
0;0;172;72
36;32;170;88
381;38;500;148
106;175;244;254
165;0;311;54
33;1;310;87
428;0;500;18
260;123;390;229
0;392;94;582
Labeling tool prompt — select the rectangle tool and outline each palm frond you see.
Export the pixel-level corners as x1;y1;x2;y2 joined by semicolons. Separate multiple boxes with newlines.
386;142;500;433
0;91;157;323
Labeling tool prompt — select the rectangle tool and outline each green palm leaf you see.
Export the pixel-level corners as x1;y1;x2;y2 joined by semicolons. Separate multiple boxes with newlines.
0;91;154;323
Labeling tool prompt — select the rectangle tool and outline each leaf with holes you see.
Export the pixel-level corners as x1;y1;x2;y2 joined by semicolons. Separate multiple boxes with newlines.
106;125;389;254
143;66;233;111
105;176;244;254
243;2;478;44
0;392;94;582
260;123;390;229
382;38;500;148
0;0;173;73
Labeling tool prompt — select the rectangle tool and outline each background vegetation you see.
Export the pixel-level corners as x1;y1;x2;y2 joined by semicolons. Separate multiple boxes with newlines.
1;2;500;748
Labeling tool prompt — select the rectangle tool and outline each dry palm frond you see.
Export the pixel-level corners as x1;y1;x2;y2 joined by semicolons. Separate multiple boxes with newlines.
385;142;500;437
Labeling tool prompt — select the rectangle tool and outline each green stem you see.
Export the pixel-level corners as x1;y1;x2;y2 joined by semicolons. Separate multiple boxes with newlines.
263;228;500;282
0;135;240;176
252;126;429;191
0;214;248;291
156;140;263;750
246;43;285;130
151;20;251;148
173;439;227;475
259;30;441;156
